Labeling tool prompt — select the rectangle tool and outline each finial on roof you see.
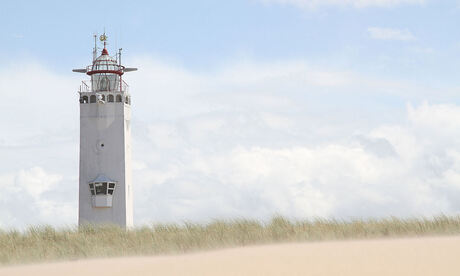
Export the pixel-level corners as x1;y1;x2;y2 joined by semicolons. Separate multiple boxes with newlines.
102;44;108;55
100;33;108;55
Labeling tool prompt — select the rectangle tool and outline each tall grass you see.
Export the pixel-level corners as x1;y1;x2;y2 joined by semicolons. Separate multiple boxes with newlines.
1;216;460;265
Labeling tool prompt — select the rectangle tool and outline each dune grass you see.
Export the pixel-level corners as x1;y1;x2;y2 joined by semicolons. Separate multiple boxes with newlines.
1;215;460;265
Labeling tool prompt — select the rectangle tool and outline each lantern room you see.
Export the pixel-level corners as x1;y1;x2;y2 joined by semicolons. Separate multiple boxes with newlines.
72;33;137;94
88;48;123;92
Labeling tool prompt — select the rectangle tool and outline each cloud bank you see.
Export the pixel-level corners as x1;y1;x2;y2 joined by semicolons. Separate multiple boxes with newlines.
0;58;459;229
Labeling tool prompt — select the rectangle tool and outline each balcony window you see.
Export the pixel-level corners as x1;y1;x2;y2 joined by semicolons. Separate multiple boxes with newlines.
89;182;116;195
88;175;117;208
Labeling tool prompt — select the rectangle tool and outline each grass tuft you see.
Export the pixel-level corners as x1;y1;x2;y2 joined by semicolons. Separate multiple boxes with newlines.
1;215;460;265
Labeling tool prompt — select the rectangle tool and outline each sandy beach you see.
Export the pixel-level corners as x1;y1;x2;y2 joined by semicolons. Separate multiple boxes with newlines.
1;235;459;276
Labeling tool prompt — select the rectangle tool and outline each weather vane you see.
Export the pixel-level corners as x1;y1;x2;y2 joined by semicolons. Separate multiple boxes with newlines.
100;33;107;42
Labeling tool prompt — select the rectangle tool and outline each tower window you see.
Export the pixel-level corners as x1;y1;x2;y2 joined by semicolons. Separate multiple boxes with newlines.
82;96;88;103
88;181;116;196
108;94;114;102
90;95;96;103
95;182;108;195
89;183;95;195
116;94;122;102
107;182;115;195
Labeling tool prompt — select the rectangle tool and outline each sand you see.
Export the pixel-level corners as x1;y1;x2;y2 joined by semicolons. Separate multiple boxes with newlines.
1;236;459;276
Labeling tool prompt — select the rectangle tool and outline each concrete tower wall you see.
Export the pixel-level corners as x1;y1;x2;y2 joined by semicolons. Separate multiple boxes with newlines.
78;98;133;228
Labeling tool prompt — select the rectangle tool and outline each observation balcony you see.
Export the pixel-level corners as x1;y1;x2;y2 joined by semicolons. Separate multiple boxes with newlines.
78;79;129;94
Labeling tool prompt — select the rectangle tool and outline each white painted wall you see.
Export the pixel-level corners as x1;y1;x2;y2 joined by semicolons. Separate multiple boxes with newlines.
79;93;133;228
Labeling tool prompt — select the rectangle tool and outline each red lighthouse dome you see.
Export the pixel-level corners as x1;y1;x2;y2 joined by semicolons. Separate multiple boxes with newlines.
87;47;124;77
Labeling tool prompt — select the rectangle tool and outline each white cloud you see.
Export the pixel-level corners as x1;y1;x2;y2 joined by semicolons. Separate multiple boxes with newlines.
132;101;460;224
16;167;62;198
258;0;425;9
1;57;459;228
408;102;460;133
368;27;416;41
0;167;75;228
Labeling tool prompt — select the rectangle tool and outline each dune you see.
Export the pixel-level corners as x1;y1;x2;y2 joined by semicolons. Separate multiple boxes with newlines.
1;235;459;276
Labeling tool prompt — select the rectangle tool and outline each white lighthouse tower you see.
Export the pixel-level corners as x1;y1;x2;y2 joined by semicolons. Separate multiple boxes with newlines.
73;34;137;228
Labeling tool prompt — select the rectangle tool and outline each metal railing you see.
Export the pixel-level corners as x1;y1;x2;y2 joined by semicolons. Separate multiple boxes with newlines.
79;81;90;92
79;80;129;93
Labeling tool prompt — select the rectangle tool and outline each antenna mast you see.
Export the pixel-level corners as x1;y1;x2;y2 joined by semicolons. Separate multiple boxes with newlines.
93;34;97;62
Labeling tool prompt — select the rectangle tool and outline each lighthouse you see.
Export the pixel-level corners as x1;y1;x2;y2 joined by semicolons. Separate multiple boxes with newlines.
73;34;137;228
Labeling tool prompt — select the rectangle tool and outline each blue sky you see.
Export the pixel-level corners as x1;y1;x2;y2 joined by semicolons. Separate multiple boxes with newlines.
2;0;460;228
1;0;459;78
1;0;460;104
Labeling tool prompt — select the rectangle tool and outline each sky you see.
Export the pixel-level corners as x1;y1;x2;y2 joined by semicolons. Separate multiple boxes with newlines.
1;0;460;228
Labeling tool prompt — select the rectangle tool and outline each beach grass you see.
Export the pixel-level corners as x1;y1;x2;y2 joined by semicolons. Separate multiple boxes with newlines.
1;215;460;265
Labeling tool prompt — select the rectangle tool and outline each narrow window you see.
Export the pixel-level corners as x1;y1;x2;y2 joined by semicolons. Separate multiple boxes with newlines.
90;95;96;103
108;182;116;195
101;94;106;101
89;183;95;195
125;96;130;105
83;96;88;103
116;94;122;102
108;94;114;102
